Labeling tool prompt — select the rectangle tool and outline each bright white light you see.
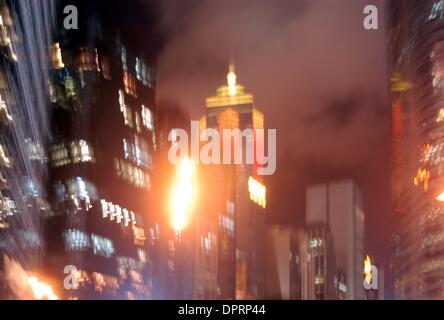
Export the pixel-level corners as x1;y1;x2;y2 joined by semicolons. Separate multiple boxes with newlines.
170;158;195;233
436;191;444;202
28;276;58;300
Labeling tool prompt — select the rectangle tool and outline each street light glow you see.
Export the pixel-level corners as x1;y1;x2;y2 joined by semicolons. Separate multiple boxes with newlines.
170;158;195;233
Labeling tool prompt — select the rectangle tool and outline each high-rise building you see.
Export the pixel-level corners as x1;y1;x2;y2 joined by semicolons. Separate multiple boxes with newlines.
389;0;444;299
306;180;365;300
43;0;159;299
300;224;337;300
195;64;266;300
0;0;55;299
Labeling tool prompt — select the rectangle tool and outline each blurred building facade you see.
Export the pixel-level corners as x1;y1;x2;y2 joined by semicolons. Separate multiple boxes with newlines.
306;180;365;300
151;103;193;299
0;0;55;299
389;0;444;299
44;0;159;299
264;225;301;300
301;225;337;300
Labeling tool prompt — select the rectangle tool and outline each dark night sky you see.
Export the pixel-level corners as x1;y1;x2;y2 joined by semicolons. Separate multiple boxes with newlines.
150;0;392;294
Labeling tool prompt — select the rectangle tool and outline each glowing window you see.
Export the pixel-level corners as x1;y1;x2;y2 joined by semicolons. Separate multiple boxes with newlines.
52;43;65;69
77;47;99;72
66;177;98;200
0;144;10;168
123;71;137;97
100;199;136;227
124;136;153;168
0;93;12;124
119;90;133;128
50;144;70;167
145;64;156;88
437;108;444;122
64;75;76;98
141;105;154;131
123;139;130;159
123;104;133;128
100;56;111;80
121;46;127;70
136;57;143;81
136;57;154;87
135;112;141;133
115;159;151;190
91;234;115;258
133;226;146;246
64;229;91;251
70;140;95;163
25;139;45;162
138;248;147;263
0;15;17;61
248;177;266;208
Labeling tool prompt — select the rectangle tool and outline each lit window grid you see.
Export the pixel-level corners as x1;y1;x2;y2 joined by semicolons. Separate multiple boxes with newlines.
123;136;152;169
50;140;95;167
100;199;136;227
115;158;151;191
141;105;154;132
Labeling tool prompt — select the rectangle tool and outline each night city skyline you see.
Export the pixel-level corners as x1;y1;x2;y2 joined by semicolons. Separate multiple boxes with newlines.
1;0;444;305
156;0;392;298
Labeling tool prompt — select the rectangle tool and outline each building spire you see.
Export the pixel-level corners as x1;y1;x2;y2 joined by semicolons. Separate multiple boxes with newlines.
227;62;237;96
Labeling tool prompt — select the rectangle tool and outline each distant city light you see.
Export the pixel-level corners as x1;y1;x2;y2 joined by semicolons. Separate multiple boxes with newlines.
170;158;195;233
227;63;237;96
364;255;372;286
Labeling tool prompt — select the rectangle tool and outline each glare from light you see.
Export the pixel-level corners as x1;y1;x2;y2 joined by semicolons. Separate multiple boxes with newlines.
27;276;58;300
170;158;195;233
436;191;444;202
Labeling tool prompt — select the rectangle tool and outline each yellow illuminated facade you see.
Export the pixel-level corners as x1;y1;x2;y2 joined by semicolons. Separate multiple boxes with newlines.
414;168;430;191
206;64;254;108
248;177;266;209
52;43;65;69
391;72;413;93
437;108;444;123
219;108;239;131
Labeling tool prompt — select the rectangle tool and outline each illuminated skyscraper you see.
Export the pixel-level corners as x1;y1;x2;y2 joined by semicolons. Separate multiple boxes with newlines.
44;0;159;299
195;64;266;299
389;0;444;299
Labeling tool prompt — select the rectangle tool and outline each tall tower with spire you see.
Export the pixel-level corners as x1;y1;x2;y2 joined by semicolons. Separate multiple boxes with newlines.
194;64;266;300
